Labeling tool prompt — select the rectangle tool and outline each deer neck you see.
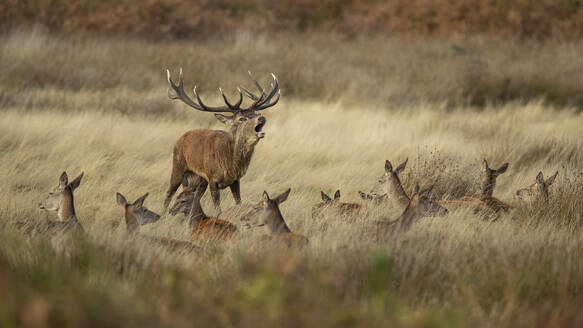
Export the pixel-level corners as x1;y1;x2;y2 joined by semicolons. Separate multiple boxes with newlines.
230;131;256;178
396;195;419;229
125;209;141;235
58;187;77;222
387;178;410;208
265;209;292;235
481;175;496;197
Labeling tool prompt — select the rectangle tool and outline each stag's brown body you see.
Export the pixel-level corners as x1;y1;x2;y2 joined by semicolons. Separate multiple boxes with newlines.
164;68;279;212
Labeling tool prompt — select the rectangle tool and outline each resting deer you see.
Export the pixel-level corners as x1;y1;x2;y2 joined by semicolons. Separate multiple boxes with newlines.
116;192;202;253
35;171;85;234
373;183;428;234
361;159;448;216
164;68;280;213
516;171;558;204
311;190;362;219
240;189;309;248
438;159;512;220
188;184;238;240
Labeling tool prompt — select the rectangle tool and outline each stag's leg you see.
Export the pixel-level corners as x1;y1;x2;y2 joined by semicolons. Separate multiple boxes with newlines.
229;180;241;205
188;180;208;227
209;183;221;213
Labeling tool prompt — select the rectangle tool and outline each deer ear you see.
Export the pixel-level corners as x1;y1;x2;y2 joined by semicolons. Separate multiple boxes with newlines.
412;183;420;195
274;188;291;205
536;171;545;185
214;114;233;124
262;191;270;202
116;192;128;206
419;184;434;196
181;176;189;187
358;191;369;200
546;171;558;186
482;159;490;172
395;158;408;174
334;190;341;200
134;192;149;207
59;171;68;187
321;191;331;202
496;163;509;175
69;172;84;191
385;160;393;174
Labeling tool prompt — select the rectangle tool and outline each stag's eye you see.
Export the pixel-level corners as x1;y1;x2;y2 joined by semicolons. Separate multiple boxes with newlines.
239;117;247;122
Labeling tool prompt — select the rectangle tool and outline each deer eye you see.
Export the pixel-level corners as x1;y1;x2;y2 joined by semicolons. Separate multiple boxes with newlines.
239;117;247;122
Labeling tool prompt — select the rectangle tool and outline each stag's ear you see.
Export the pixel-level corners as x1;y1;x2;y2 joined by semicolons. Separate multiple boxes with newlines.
546;171;558;186
333;190;341;200
69;172;84;191
321;191;331;202
133;193;149;208
116;192;128;206
395;158;408;174
536;172;545;185
496;163;509;175
385;160;393;174
59;171;68;187
214;114;233;125
274;188;291;205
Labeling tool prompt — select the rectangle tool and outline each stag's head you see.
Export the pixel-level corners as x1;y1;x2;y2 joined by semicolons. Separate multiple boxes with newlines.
39;171;83;212
167;68;278;147
516;171;558;203
116;192;161;234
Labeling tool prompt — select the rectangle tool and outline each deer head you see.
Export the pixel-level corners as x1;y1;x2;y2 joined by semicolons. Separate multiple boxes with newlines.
516;171;558;203
240;189;292;234
39;171;84;221
116;192;161;234
416;185;448;217
320;190;341;202
481;159;509;197
167;68;279;147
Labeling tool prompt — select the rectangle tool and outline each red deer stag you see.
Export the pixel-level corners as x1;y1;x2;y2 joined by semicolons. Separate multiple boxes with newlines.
164;68;280;213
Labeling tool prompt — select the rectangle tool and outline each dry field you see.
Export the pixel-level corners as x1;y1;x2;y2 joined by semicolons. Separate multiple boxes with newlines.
2;30;583;327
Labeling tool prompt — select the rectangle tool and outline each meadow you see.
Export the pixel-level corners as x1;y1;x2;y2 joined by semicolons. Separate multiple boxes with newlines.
2;29;583;327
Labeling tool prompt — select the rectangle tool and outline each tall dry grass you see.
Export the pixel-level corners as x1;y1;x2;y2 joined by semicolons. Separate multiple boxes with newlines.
2;30;583;327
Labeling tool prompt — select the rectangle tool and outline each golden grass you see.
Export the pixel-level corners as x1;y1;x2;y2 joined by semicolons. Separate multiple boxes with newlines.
2;30;583;327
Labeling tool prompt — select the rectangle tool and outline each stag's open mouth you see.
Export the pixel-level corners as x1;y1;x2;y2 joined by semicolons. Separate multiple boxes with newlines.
255;121;266;138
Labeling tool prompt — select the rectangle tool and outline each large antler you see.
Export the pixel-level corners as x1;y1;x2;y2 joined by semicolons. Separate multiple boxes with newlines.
167;68;240;113
167;68;280;113
239;71;280;111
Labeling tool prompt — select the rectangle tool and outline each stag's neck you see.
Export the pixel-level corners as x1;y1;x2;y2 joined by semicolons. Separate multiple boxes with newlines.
231;133;256;178
265;209;292;235
58;187;77;222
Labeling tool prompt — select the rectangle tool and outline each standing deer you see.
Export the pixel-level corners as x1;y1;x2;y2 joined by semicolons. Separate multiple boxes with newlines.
240;189;309;248
164;68;280;213
311;190;362;219
36;171;85;234
116;192;202;253
360;159;448;216
516;171;558;204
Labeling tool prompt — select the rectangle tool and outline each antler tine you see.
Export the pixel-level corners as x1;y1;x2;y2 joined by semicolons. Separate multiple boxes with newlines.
252;73;279;110
166;67;237;113
193;86;237;113
241;73;280;111
219;87;243;110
